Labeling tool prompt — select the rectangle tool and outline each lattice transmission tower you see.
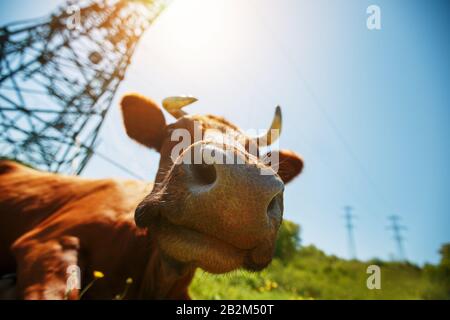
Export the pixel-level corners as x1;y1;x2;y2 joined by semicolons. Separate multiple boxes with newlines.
0;0;169;174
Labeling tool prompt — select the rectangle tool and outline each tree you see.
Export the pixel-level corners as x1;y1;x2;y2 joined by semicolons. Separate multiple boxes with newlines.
274;220;301;261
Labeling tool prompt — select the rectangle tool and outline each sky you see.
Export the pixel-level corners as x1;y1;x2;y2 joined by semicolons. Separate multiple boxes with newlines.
1;0;449;265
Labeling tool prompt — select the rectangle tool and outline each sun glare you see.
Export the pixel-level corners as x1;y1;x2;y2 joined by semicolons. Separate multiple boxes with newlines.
149;0;251;71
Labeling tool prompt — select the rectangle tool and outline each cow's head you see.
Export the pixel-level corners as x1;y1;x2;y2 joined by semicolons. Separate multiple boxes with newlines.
121;93;303;273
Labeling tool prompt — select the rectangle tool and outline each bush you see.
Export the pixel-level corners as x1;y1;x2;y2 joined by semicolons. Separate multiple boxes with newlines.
189;222;449;300
274;220;301;261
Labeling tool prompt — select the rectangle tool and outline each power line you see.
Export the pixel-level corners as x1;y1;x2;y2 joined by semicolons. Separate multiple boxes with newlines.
387;215;407;261
73;138;147;180
252;7;393;216
91;149;146;181
0;0;169;175
343;206;357;259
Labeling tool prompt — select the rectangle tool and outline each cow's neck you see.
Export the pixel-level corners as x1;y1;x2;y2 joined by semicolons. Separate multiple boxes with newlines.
138;235;195;299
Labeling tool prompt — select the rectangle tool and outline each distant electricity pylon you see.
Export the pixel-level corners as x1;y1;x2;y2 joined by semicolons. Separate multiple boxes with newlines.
0;0;169;174
387;215;407;261
343;205;357;259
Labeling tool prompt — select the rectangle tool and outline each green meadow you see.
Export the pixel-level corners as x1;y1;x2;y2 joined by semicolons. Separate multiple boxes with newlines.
190;221;450;300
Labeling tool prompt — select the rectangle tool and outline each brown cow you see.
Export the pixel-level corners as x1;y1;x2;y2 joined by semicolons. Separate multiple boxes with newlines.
0;94;303;299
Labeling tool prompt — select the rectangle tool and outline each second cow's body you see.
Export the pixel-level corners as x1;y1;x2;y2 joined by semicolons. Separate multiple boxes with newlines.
0;161;193;299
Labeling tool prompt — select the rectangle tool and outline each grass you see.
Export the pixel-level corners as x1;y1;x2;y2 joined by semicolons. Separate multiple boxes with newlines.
189;222;449;300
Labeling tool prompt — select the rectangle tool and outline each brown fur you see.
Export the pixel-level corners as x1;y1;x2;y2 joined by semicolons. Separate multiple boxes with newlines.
0;93;304;299
0;161;192;299
121;94;166;151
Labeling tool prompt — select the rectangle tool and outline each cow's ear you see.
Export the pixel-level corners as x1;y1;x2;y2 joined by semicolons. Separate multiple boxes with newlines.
264;149;304;184
121;93;167;151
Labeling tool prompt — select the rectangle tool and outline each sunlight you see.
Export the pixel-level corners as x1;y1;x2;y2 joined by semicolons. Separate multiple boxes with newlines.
148;0;251;73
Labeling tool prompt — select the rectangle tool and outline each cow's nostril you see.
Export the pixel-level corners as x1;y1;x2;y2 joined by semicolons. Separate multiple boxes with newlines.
267;192;283;219
191;163;217;185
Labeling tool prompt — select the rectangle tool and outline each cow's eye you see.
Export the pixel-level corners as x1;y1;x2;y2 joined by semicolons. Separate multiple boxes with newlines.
191;164;216;185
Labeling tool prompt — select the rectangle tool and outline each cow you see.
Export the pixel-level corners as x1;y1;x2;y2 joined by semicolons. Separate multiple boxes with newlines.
0;93;303;299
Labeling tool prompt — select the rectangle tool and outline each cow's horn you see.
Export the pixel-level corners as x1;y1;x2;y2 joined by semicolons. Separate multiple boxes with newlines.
251;105;282;147
162;96;198;118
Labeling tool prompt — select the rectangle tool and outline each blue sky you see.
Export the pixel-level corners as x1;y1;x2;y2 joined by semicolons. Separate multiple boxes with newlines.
1;0;449;264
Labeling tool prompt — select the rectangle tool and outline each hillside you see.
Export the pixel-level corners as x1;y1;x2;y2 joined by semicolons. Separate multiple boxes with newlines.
189;221;449;300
